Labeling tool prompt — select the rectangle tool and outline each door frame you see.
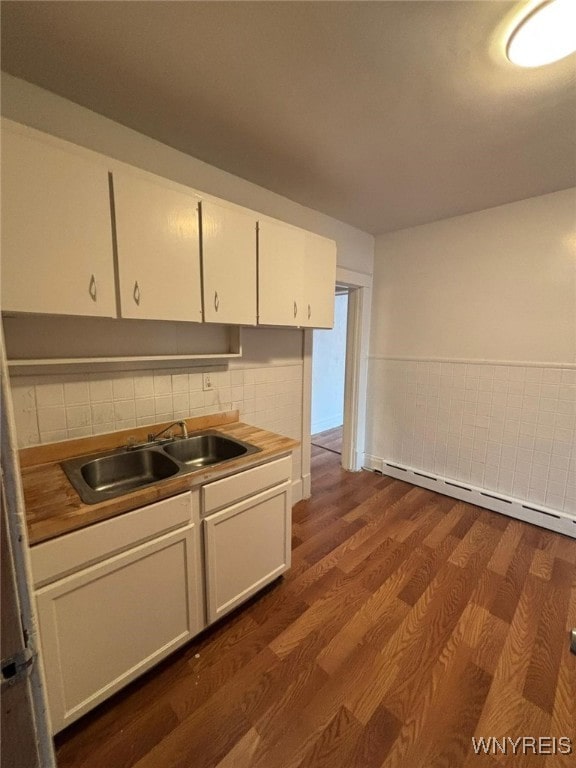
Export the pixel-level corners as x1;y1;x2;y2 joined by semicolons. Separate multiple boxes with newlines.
301;267;372;496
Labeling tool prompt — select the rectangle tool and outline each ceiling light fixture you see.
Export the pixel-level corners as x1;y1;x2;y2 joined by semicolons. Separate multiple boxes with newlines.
507;0;576;67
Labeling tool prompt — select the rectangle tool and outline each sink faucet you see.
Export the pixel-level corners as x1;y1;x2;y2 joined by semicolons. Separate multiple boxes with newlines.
148;420;188;442
125;421;188;451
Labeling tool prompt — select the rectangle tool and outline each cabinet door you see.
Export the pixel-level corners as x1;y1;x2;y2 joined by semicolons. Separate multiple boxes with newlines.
202;201;257;325
36;523;203;733
204;482;292;623
1;125;116;317
113;170;202;321
301;232;337;329
258;219;304;326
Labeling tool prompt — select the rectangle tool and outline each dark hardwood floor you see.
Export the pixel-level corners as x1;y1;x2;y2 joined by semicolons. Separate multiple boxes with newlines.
55;446;576;768
311;426;343;455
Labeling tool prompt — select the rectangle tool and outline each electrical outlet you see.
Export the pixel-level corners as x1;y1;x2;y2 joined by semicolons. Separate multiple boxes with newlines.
203;372;213;391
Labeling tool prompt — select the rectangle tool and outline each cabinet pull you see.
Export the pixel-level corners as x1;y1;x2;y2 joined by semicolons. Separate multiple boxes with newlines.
88;274;97;302
293;301;298;319
133;280;141;306
214;291;219;312
307;304;311;320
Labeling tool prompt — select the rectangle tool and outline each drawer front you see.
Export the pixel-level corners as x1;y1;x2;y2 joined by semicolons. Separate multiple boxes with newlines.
202;455;291;515
31;492;193;587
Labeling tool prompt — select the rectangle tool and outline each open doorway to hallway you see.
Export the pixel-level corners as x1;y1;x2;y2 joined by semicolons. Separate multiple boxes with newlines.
301;266;371;498
311;288;349;457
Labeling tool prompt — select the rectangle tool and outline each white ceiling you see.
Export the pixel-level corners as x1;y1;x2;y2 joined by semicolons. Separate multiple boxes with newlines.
1;1;575;235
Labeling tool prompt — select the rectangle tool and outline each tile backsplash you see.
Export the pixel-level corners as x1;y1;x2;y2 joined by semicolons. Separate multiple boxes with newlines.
10;364;303;473
366;359;576;517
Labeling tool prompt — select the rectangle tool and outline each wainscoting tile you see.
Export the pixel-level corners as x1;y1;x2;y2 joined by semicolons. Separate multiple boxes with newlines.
367;358;576;517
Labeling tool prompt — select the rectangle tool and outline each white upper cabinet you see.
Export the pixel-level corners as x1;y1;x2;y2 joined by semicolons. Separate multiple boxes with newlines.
1;120;337;331
301;232;337;329
258;219;305;326
258;218;337;328
1;124;116;317
112;170;202;322
201;201;257;325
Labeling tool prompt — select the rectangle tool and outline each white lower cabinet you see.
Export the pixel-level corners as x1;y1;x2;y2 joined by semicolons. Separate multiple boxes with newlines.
34;493;203;734
204;483;292;623
32;455;293;733
202;456;292;624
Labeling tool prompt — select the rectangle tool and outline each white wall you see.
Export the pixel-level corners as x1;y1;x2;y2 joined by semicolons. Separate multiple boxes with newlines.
311;293;348;434
370;188;576;363
366;189;576;519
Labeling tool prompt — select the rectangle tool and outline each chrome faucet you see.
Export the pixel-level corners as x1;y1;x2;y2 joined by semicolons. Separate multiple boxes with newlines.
125;421;188;451
148;420;188;442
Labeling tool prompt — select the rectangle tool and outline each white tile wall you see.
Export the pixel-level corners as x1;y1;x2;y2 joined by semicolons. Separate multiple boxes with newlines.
10;365;303;469
366;359;576;516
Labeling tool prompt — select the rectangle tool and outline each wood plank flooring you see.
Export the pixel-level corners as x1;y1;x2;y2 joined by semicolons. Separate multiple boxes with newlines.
311;426;343;455
55;446;576;768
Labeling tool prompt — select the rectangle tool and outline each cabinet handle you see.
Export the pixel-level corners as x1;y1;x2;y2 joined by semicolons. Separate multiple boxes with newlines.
88;274;97;302
307;304;311;320
293;301;298;319
133;280;141;306
214;291;219;312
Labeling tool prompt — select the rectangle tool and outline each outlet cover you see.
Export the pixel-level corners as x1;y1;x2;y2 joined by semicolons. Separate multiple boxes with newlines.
203;373;213;391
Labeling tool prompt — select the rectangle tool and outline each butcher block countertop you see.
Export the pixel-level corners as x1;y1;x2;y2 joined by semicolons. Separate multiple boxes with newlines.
20;411;299;546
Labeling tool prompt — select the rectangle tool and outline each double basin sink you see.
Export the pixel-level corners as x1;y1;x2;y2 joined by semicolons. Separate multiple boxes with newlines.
62;431;261;505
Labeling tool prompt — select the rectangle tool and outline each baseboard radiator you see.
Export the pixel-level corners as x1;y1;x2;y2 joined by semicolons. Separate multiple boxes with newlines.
364;455;576;539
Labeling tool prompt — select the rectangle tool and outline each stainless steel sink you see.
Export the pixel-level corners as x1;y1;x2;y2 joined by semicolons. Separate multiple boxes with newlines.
162;431;259;467
63;448;180;504
61;430;261;504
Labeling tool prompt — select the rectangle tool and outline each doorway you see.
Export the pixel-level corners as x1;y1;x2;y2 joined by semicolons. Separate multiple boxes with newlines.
300;267;372;499
311;288;349;456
